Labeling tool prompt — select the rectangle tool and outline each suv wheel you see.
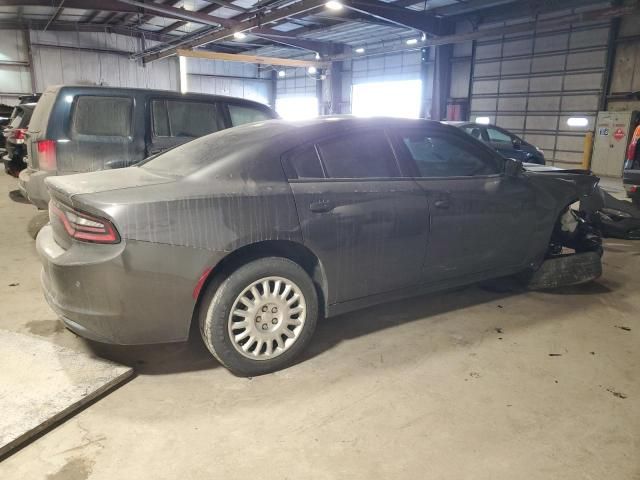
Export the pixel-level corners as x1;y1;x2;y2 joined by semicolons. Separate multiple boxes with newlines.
199;257;318;376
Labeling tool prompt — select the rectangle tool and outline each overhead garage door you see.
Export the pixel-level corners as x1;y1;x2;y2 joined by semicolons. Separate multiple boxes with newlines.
469;17;611;167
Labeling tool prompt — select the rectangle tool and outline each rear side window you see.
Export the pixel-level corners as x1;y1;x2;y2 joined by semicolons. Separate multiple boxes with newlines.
286;145;324;179
228;104;272;126
72;96;132;137
152;99;223;137
486;127;513;143
316;131;400;179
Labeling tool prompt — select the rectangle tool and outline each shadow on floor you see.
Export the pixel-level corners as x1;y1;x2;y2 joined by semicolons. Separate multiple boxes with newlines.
8;189;29;204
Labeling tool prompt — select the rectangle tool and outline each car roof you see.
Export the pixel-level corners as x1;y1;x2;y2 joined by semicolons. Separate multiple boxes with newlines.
44;84;273;110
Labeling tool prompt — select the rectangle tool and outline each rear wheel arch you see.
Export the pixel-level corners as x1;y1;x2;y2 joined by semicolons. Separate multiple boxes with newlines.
190;240;328;331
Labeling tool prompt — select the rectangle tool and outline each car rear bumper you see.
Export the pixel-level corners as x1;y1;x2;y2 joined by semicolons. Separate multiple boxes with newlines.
19;167;53;209
36;224;213;345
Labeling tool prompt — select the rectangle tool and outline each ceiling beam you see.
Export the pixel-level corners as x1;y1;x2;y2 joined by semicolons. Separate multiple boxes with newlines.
332;4;637;61
156;2;226;35
142;0;330;63
0;0;180;20
200;0;247;13
346;0;443;35
114;0;236;27
177;48;329;68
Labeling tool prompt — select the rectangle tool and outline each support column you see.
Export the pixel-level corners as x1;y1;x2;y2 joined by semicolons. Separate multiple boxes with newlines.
419;46;430;119
431;43;453;121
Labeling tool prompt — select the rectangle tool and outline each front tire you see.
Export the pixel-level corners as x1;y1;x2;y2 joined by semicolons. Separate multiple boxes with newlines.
199;257;318;376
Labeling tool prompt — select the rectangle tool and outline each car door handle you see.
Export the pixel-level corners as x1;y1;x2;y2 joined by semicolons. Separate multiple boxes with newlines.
309;200;334;213
434;200;450;209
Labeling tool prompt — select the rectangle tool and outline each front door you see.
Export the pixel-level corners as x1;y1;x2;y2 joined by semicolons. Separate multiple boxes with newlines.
284;130;429;305
390;126;536;283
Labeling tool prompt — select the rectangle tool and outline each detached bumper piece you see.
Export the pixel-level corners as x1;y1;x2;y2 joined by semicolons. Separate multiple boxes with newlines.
526;251;602;290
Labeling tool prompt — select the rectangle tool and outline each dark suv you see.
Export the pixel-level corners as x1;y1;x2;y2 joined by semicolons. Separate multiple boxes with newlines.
2;103;35;177
19;85;277;209
445;122;546;165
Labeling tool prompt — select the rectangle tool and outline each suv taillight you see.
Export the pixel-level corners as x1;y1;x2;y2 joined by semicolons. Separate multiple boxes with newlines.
13;128;26;143
50;201;120;244
37;139;57;171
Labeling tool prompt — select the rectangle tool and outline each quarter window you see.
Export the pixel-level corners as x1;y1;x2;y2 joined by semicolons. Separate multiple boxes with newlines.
399;131;500;177
72;96;132;137
316;131;400;179
287;145;324;179
152;100;223;137
228;104;272;126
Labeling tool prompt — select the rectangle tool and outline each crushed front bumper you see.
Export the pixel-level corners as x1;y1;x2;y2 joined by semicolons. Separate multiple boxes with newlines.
526;251;602;290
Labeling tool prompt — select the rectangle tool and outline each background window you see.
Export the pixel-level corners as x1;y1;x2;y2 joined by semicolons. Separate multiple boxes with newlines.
287;145;324;179
400;132;499;177
317;131;400;179
275;96;318;120
486;127;513;143
73;96;132;137
152;100;222;137
228;104;272;126
352;79;422;119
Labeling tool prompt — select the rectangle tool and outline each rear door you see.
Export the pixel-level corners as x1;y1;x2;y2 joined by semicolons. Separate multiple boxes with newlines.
147;98;225;156
284;129;429;304
391;127;536;283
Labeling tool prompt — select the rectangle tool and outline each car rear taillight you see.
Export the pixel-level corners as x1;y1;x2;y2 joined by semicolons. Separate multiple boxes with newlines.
13;128;26;143
37;139;57;171
626;140;636;163
50;201;120;244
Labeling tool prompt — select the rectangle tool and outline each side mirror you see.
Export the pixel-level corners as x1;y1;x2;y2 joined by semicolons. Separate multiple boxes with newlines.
512;138;522;149
504;157;523;177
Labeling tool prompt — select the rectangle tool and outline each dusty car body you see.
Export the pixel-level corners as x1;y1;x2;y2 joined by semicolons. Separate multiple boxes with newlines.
37;117;603;375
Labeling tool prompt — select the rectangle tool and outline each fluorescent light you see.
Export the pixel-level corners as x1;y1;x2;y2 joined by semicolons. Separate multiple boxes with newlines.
278;70;286;78
233;31;246;40
406;38;418;45
308;66;317;74
355;47;365;54
325;1;343;11
475;116;491;125
567;117;589;127
315;52;321;60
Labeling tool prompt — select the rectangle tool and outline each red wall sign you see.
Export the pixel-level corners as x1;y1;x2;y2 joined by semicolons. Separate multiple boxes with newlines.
613;127;625;141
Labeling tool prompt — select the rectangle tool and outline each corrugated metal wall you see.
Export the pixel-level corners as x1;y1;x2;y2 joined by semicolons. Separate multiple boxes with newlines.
29;30;179;92
186;57;271;105
609;12;640;112
0;30;32;105
469;12;611;167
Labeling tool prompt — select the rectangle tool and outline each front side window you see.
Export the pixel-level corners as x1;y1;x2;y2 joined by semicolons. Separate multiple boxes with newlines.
72;96;132;137
316;131;400;179
486;127;513;144
398;130;500;177
152;100;223;138
228;104;273;126
463;126;484;141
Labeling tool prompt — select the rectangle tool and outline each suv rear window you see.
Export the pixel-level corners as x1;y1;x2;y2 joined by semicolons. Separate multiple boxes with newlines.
152;99;223;137
72;96;133;137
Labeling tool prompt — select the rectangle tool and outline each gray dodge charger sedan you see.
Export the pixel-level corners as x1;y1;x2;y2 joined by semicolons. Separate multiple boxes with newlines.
37;117;603;376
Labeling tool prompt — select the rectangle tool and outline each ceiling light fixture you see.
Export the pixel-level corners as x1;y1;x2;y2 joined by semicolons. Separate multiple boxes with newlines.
406;38;418;45
308;66;318;74
355;47;365;54
325;1;344;11
278;70;286;78
233;31;246;40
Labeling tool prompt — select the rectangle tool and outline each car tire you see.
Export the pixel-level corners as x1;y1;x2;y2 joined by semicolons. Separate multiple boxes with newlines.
199;257;318;376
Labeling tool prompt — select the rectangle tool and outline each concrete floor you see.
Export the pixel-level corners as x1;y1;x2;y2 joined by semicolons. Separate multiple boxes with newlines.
0;172;638;479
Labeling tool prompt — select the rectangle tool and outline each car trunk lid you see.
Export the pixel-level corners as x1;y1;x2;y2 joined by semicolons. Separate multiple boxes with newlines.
46;167;174;248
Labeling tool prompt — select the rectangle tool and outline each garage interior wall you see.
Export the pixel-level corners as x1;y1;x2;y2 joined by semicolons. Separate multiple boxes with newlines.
469;4;612;168
184;57;272;106
608;11;640;112
0;29;181;105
